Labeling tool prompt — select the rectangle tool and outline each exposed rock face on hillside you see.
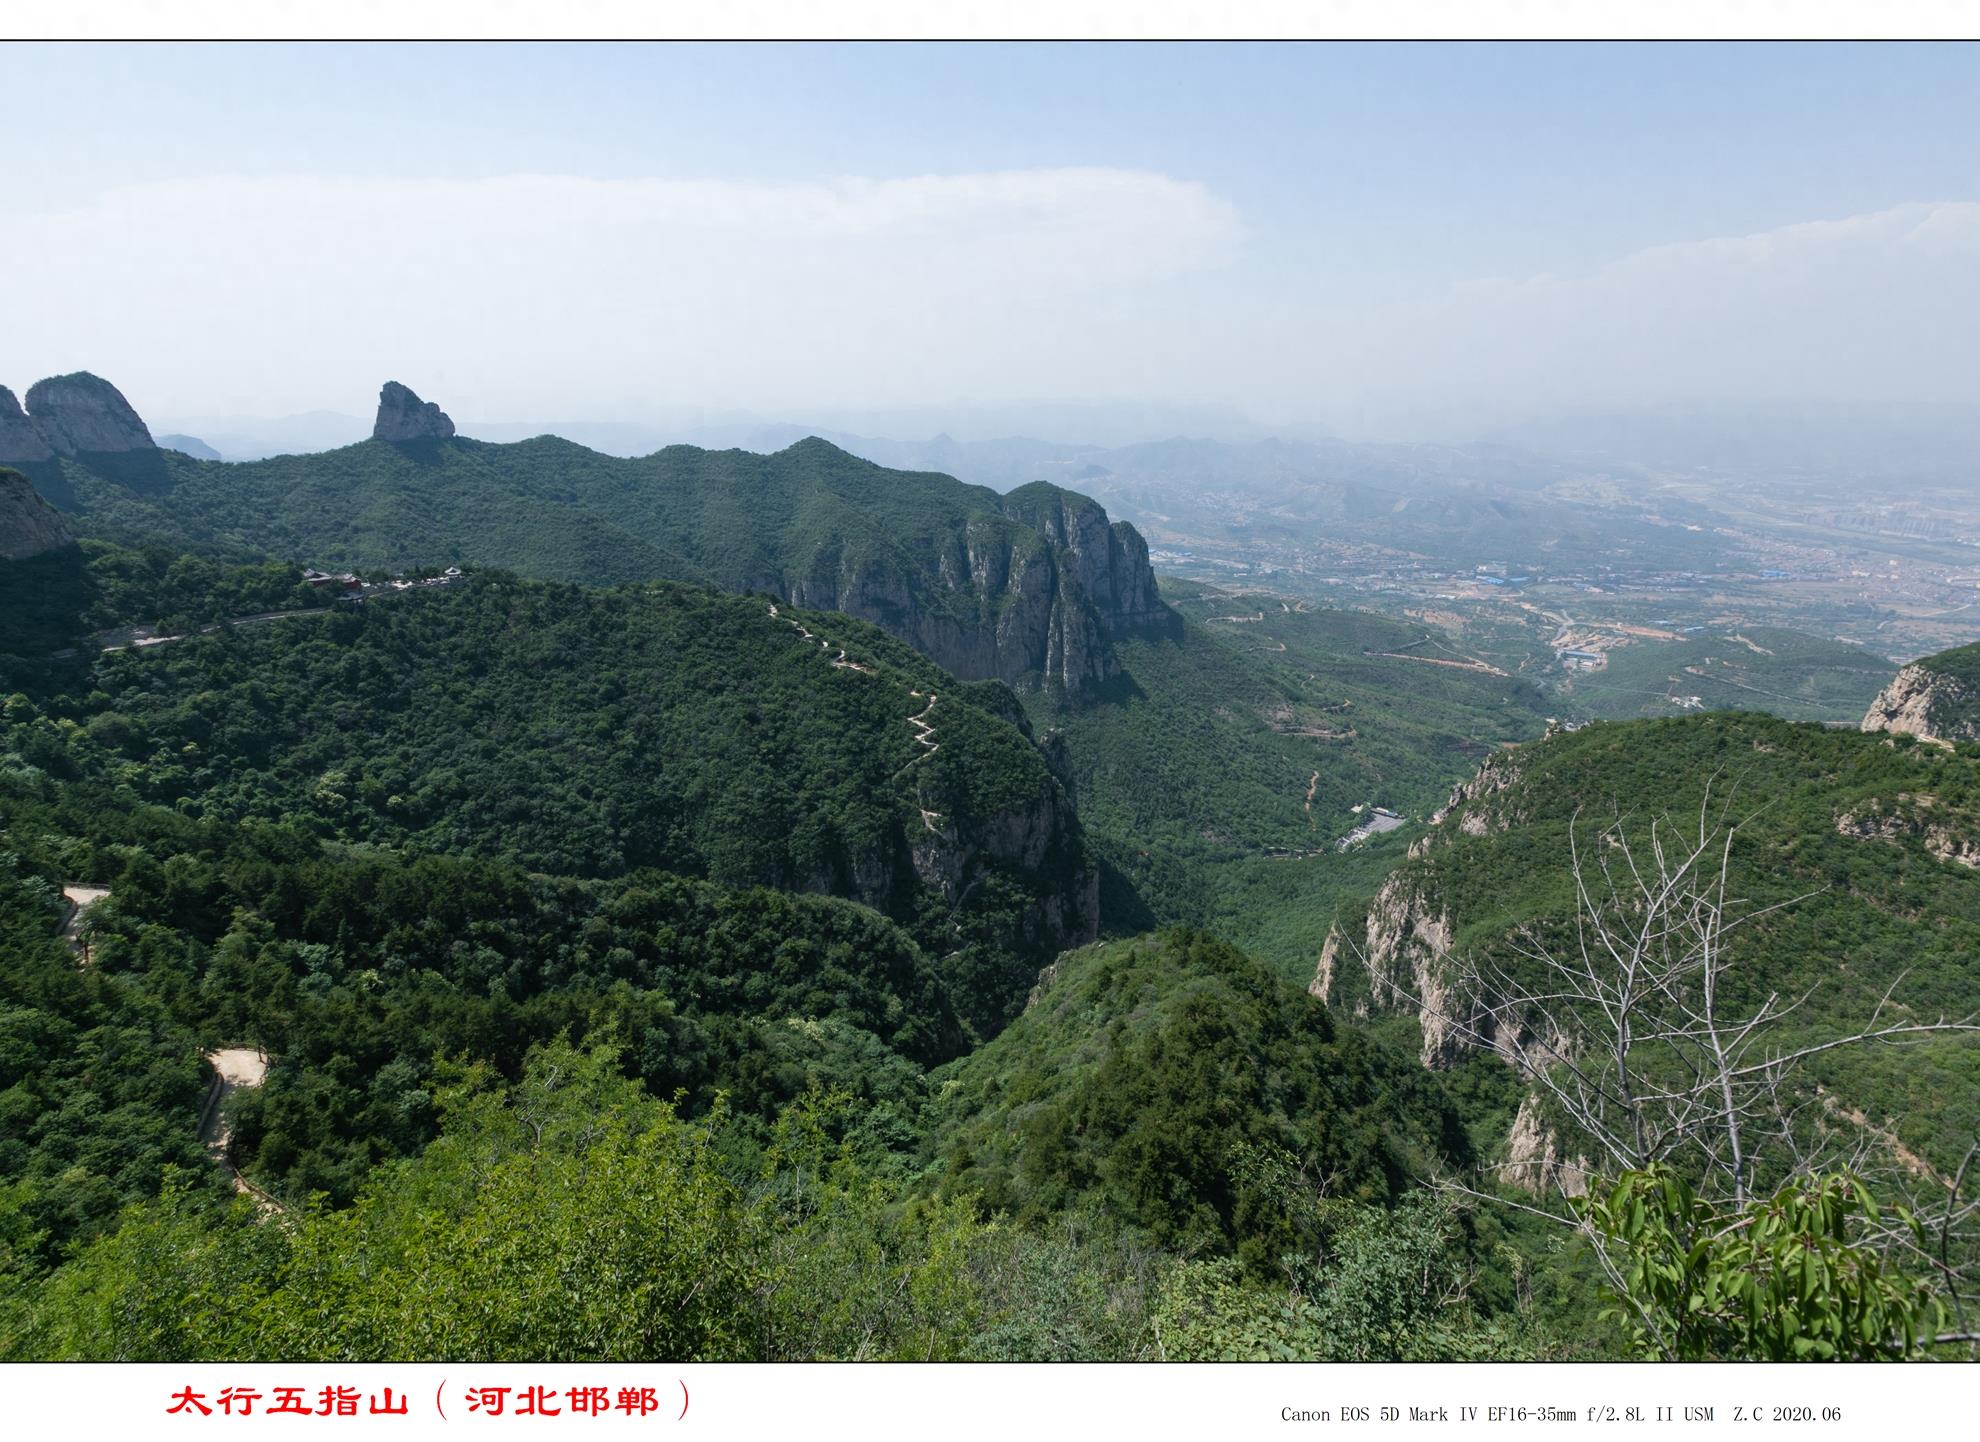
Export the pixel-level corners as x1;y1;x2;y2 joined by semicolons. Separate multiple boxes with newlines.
783;480;1180;696
373;381;456;441
21;373;156;454
1498;1095;1590;1197
907;765;1100;953
1862;660;1980;745
2;374;156;462
0;388;55;464
0;466;74;560
1314;736;1573;1071
999;483;1174;636
39;389;1177;695
1835;793;1980;869
1428;746;1526;836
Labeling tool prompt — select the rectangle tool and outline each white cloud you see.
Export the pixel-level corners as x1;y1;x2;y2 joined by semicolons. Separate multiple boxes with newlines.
2;169;1243;419
8;175;1977;443
1306;201;1980;437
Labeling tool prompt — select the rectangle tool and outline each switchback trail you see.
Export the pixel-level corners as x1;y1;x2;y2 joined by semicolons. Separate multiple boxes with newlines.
768;603;943;830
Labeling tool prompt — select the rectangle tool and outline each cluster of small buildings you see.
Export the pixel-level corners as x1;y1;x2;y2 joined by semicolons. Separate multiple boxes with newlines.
303;565;464;606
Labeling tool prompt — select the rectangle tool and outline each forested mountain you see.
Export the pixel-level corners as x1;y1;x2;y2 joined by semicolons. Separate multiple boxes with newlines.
0;543;1559;1363
4;554;1097;1032
927;930;1469;1262
17;376;1178;696
4;391;1977;1363
1863;640;1980;745
1320;713;1980;1177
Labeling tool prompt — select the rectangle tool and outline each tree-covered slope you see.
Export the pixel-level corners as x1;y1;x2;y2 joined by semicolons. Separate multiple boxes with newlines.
26;423;1176;695
925;928;1469;1272
1028;582;1555;961
0;807;964;1237
3;561;1099;1031
1321;713;1980;1173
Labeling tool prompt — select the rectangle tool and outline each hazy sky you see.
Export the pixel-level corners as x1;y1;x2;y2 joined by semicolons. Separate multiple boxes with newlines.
7;41;1980;440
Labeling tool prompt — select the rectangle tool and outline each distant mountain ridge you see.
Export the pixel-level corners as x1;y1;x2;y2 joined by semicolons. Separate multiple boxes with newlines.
28;376;1182;697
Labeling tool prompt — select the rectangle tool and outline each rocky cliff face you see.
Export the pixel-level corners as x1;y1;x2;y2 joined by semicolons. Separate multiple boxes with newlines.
785;483;1179;697
1315;864;1570;1072
1862;661;1980;745
906;765;1101;952
0;388;55;464
999;483;1175;637
1428;746;1526;836
1314;735;1572;1070
21;373;155;454
2;374;155;462
1498;1094;1590;1197
373;381;456;441
0;466;74;560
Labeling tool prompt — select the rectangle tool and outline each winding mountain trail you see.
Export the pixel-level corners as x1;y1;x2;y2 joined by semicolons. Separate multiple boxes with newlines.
1367;650;1511;678
198;1048;282;1213
57;883;109;963
769;603;944;830
96;607;332;653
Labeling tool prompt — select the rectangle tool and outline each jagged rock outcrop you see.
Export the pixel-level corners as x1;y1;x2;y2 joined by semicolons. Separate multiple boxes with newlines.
1498;1094;1590;1197
1322;854;1566;1072
999;483;1176;637
1862;658;1980;745
0;388;55;464
20;373;156;454
1835;793;1980;869
373;381;456;442
2;374;156;462
0;466;74;560
1429;746;1526;834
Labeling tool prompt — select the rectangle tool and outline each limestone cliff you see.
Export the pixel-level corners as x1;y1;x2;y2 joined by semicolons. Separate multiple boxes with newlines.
373;381;457;441
0;388;55;464
782;480;1179;697
1835;792;1980;869
3;374;156;462
0;466;74;560
20;373;155;454
1428;745;1526;836
1862;653;1980;745
907;764;1100;954
1497;1094;1590;1197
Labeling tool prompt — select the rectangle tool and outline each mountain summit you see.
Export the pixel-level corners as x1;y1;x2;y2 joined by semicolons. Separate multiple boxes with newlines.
373;381;456;441
0;373;156;462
